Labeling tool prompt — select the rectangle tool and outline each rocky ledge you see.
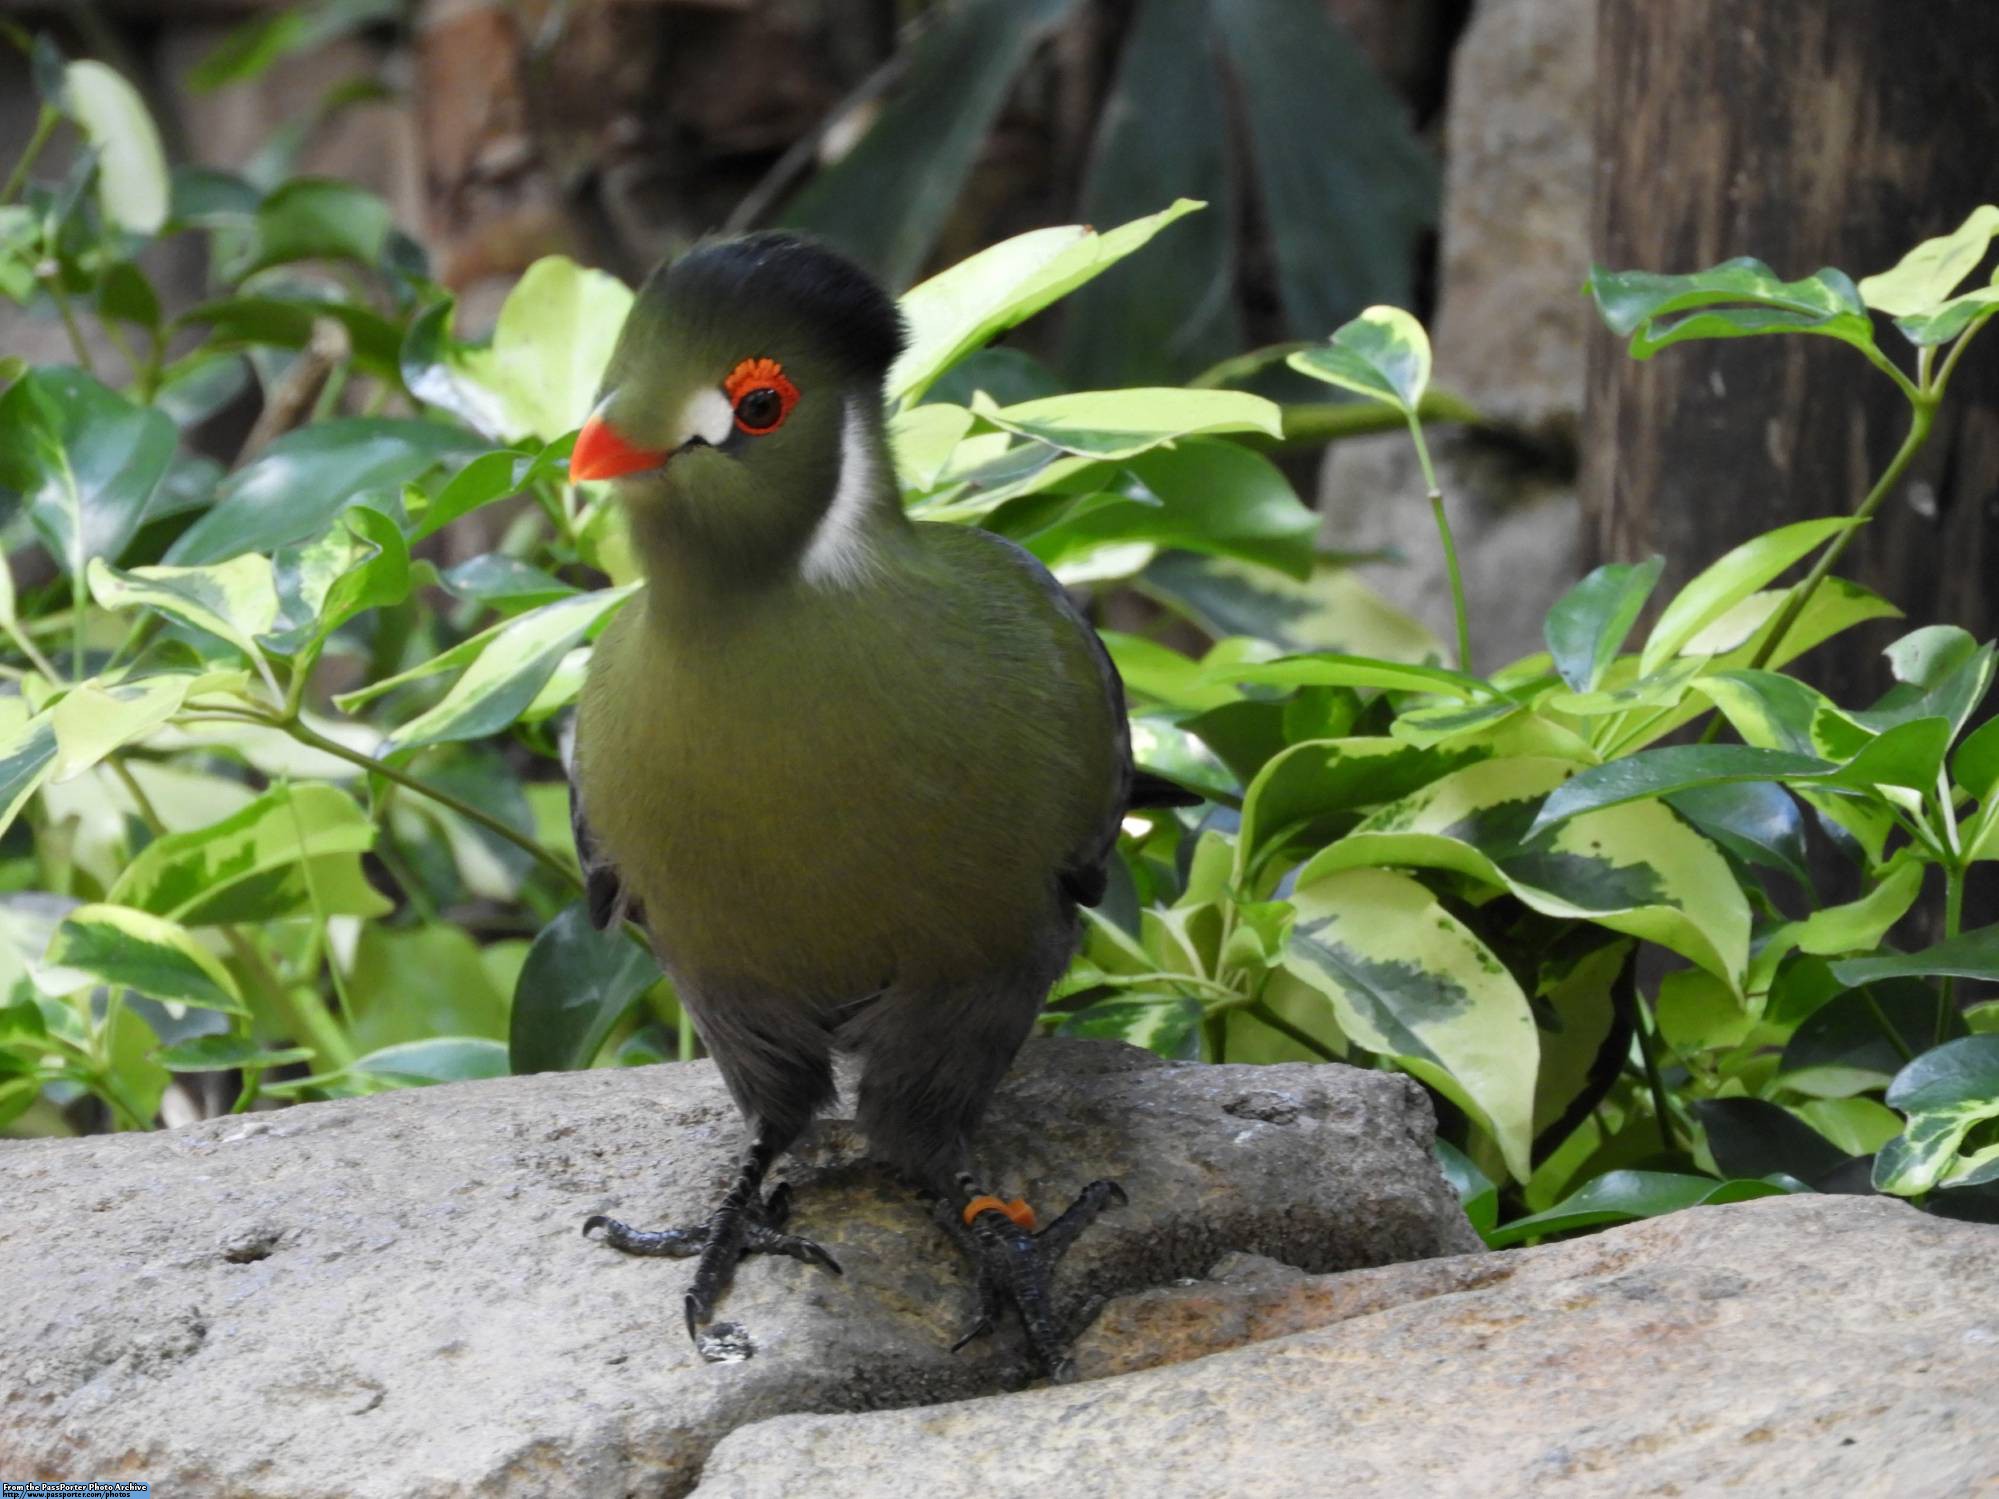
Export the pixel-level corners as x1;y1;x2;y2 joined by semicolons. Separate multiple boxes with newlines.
0;1039;1475;1497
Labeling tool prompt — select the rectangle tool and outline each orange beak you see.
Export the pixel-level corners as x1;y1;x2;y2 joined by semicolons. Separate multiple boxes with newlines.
570;413;669;482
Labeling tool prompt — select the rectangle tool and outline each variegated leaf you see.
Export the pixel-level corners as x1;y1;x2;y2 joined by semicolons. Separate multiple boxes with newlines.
1301;757;1750;992
44;902;245;1013
109;782;390;926
1284;866;1539;1180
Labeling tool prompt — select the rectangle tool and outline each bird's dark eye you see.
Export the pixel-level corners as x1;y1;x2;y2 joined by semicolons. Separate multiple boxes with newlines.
735;387;784;434
724;356;800;436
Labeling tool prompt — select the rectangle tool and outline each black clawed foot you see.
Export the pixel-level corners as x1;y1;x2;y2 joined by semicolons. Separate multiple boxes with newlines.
585;1176;840;1360
935;1177;1126;1382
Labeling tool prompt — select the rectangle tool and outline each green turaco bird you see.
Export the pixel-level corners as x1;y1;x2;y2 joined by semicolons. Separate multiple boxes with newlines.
568;232;1183;1378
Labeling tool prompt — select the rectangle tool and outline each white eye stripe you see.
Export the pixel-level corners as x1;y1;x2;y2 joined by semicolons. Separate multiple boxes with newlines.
673;387;734;448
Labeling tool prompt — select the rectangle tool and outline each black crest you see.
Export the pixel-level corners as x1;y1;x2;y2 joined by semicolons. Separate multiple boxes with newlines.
658;232;908;380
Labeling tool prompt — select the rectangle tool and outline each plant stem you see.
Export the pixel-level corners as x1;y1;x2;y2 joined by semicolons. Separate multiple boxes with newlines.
219;925;355;1071
1858;984;1914;1065
0;105;58;206
5;615;62;684
1940;862;1966;1047
1745;401;1936;676
1405;411;1474;674
281;715;582;893
43;275;97;375
1203;1011;1228;1064
1244;998;1341;1062
1632;994;1679;1153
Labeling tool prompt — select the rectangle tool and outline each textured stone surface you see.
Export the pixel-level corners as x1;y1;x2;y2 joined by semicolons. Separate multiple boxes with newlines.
1431;0;1597;433
695;1196;1999;1498
0;1039;1475;1498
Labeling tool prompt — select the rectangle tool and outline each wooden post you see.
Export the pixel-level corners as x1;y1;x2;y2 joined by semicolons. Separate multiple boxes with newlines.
1581;0;1999;709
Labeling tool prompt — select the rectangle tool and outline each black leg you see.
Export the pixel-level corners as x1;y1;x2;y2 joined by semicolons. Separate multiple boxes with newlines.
584;1128;840;1358
934;1173;1126;1382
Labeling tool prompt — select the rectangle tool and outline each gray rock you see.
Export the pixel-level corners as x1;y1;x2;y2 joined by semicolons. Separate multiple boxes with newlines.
1431;0;1597;434
0;1039;1476;1498
695;1195;1999;1498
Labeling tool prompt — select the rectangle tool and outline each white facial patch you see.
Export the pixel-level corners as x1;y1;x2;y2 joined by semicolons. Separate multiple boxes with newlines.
673;387;735;449
798;398;879;589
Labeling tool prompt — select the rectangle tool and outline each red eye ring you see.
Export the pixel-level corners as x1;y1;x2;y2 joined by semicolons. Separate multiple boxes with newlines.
724;357;800;435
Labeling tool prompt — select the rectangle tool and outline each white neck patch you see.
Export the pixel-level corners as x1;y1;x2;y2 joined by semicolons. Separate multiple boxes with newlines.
798;399;880;589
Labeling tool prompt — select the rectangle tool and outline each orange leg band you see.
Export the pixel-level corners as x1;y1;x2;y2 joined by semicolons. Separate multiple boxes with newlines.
962;1194;1038;1231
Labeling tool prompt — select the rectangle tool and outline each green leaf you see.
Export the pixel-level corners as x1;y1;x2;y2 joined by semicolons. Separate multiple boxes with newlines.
1388;699;1522;748
176;295;405;379
228;178;391;279
1544;557;1664;693
1306;756;1751;993
1587;258;1876;360
1022;439;1317;579
1656;967;1752;1053
98;260;162;333
1892;287;1999;348
1284;866;1539;1180
440;554;576;613
1140;551;1443;662
1214;0;1438;342
0;712;58;842
892;200;1204;404
1055;995;1204;1059
1792;858;1924;956
1286;306;1432;415
48;674;193;781
1956;714;1999;798
509;902;661;1074
0;367;175;577
109;782;390;926
1542;656;1709;721
972;387;1282;461
1857;205;1999;316
88;555;279;675
778;0;1082;291
1640;518;1857;673
445;257;634;443
351;1036;509;1089
1434;1138;1499;1236
165;419;482;564
267;505;413;653
1208;652;1491;701
45;903;245;1014
1858;630;1993;741
1832;926;1999;988
341;924;510;1052
376;585;639;754
156;1033;313;1071
64;60;170;235
1483;1171;1789;1249
187;0;398;91
1664;781;1809;885
412;441;568;540
1237;736;1484;877
1531;745;1832;834
1873;1036;1999;1195
889;404;976;491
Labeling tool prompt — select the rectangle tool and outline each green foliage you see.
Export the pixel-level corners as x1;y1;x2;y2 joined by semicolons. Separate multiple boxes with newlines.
3;32;1995;1256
